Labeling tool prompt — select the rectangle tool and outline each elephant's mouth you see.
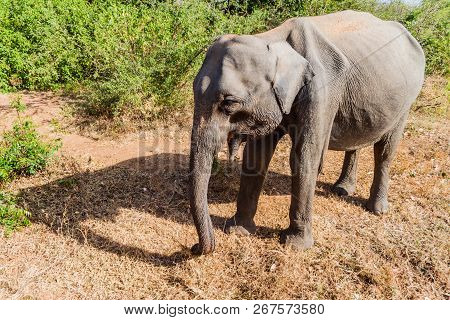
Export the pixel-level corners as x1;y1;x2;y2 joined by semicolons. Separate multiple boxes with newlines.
231;116;279;136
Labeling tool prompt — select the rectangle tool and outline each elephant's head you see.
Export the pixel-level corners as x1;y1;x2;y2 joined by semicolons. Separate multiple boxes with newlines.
189;34;314;254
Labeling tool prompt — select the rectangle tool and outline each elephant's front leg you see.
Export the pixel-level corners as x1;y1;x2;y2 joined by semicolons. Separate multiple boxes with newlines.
225;129;284;235
281;129;324;249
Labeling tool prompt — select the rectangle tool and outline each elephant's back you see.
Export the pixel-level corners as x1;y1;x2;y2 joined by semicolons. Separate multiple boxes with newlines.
307;10;423;65
306;10;383;38
308;11;425;151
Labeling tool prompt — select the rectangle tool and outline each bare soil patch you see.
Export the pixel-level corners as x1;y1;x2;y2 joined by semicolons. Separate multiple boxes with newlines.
0;77;448;299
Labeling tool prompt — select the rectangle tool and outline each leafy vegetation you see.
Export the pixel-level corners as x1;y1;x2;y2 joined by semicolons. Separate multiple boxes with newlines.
403;0;449;75
0;96;60;234
0;0;448;120
0;191;30;236
0;96;61;183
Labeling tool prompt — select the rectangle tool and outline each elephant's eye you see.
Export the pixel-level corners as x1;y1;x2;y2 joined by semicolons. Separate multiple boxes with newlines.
223;98;238;106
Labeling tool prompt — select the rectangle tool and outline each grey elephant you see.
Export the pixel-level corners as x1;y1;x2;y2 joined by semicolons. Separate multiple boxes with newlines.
189;10;425;255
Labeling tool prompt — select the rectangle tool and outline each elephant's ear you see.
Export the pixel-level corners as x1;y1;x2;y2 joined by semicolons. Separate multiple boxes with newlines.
269;42;315;115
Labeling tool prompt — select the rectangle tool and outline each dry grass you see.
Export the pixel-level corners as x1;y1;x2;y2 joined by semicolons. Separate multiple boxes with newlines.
0;76;448;299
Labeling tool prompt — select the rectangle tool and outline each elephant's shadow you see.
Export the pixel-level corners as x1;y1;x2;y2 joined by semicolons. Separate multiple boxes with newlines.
19;153;366;266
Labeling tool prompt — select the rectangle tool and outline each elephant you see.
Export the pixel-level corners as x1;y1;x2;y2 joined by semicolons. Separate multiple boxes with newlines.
189;10;425;255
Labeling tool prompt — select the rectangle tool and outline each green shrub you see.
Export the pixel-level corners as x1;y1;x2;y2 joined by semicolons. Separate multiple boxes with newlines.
0;191;30;236
77;1;268;119
403;0;449;75
0;0;448;121
0;0;91;90
0;96;61;183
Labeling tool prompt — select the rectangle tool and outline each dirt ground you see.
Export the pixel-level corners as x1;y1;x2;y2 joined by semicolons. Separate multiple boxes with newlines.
0;77;448;299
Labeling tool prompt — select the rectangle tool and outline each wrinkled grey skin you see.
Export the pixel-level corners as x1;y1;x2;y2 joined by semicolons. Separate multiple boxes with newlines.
189;10;425;255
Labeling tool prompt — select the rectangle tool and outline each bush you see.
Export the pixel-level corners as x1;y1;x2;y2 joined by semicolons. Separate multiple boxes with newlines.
0;0;91;91
0;0;268;119
0;96;61;183
0;191;30;236
403;0;449;75
76;1;267;118
0;0;447;121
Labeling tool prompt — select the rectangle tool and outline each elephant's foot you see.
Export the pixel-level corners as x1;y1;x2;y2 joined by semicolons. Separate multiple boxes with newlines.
366;196;389;215
224;216;256;236
280;227;314;250
191;243;214;255
331;181;355;196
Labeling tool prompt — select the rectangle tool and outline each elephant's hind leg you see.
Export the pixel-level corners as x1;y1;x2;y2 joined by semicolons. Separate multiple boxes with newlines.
332;150;359;196
366;113;408;214
224;129;284;236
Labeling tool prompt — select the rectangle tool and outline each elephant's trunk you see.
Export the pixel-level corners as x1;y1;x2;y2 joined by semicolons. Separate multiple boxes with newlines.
189;113;229;255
